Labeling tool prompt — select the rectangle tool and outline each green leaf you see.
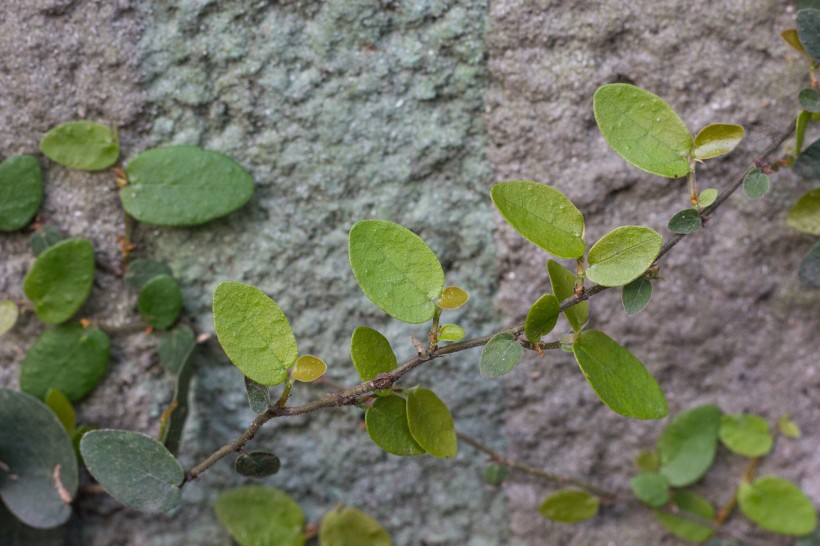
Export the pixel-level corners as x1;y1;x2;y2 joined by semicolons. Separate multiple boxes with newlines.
798;9;820;61
654;491;715;543
158;344;194;457
244;377;270;414
738;476;817;536
799;241;820;288
40;121;119;171
799;0;820;10
788;188;820;235
593;84;692;178
157;324;196;376
524;294;560;342
483;463;510;486
291;355;327;382
547;260;587;332
320;505;392;546
72;425;98;466
585;226;663;287
0;388;78;529
657;404;721;487
0;502;63;546
406;388;457;458
782;29;810;56
479;332;523;378
124;259;173;290
44;388;76;434
698;188;718;208
138;274;182;330
437;286;469;309
348;220;444;324
350;326;397;382
538;489;600;523
718;414;773;457
692;124;744;160
801;88;820;112
30;226;64;257
635;450;660;472
235;452;281;478
213;281;298;386
365;395;425;456
667;209;702;234
0;299;18;336
779;414;802;439
798;111;812;156
0;155;43;232
742;169;770;199
214;486;304;546
795;137;820;178
490;181;585;259
23;238;95;324
571;330;668;419
438;324;465;341
630;472;670;507
20;324;111;401
80;429;183;513
622;278;653;315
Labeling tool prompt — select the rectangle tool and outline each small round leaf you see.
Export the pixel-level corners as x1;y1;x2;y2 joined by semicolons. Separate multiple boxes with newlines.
479;332;523;378
698;188;718;208
437;286;469;309
406;388;457;458
719;414;773;457
693;124;744;160
350;326;397;382
524;294;560;342
787;188;820;236
138;274;182;330
635;450;660;472
40;121;119;171
0;155;43;232
779;415;803;439
235;452;281;478
622;278;653;315
291;355;327;382
365;395;424;456
214;486;304;546
539;489;600;523
0;299;18;336
743;169;770;199
438;324;465;341
738;476;817;536
319;505;391;546
630;472;669;507
667;209;702;234
585;226;663;287
23;238;95;324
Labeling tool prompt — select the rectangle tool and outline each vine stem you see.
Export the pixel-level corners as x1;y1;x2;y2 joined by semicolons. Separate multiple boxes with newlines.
182;121;795;485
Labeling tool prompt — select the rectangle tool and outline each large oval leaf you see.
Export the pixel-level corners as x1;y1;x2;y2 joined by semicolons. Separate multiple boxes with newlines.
20;324;110;401
80;429;183;513
479;332;523;378
585;226;663;287
539;489;600;523
787;188;820;236
571;330;668;419
0;388;78;529
405;388;457;458
657;404;721;487
593;84;692;178
491;181;585;259
692;124;744;160
122;146;255;226
547;260;587;332
738;476;817;536
213;281;298;386
0;155;43;232
365;395;424;456
350;326;397;382
320;505;392;546
214;486;305;546
138;274;182;329
349;220;444;324
40;121;119;171
23;238;95;324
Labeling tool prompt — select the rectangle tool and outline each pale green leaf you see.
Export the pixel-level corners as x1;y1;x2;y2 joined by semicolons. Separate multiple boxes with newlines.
437;286;469;309
40;121;119;171
44;388;76;434
23;238;95;324
524;294;560;342
698;188;718;208
539;489;600;523
779;414;802;439
365;395;424;456
798;9;820;61
743;169;770;199
667;209;702;234
214;486;304;546
320;505;392;546
738;476;817;536
693;124;744;160
438;324;465;341
406;388;457;458
547;260;587;332
586;226;663;287
719;414;773;457
622;278;653;315
350;326;397;382
799;241;820;288
0;155;43;232
0;299;18;336
630;472;669;507
657;404;721;487
291;355;327;382
654;491;715;543
138;274;182;330
788;188;820;235
479;332;523;378
235;452;281;478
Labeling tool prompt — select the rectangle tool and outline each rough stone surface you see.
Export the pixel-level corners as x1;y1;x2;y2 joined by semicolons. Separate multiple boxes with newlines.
0;0;818;545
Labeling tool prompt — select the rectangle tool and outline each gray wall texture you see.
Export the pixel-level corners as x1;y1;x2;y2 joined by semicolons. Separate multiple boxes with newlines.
0;0;817;545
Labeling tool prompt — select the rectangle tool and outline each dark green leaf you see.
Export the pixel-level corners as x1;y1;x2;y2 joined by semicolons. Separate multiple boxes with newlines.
438;324;465;341
45;389;76;434
692;124;744;160
40;121;119;171
23;238;95;324
0;155;43;232
657;404;721;487
798;9;820;61
539;489;600;523
742;169;770;199
0;502;63;545
490;181;586;259
795;136;820;180
667;209;702;234
524;294;560;342
244;376;270;414
157;324;195;375
30;226;64;257
630;472;670;507
124;259;173;290
20;324;110;402
122;146;255;226
719;414;773;457
787;188;820;235
406;388;457;458
0;388;78;529
801;88;820;112
547;260;587;332
80;429;183;513
622;278;653;315
437;286;469;309
585;226;663;287
214;486;304;546
572;330;668;419
479;332;523;378
0;299;18;336
158;348;194;456
799;241;820;288
319;505;392;546
483;463;510;486
235;452;281;478
350;326;397;382
738;476;817;536
138;274;182;330
654;491;715;543
698;189;718;208
365;395;424;456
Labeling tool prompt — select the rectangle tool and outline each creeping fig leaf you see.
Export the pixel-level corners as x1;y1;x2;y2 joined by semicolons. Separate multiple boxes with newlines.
45;389;76;434
30;226;64;257
0;155;43;232
24;238;95;324
692;124;744;160
635;450;660;472
480;332;523;378
738;476;817;536
798;9;820;61
654;491;715;543
794;137;820;179
157;324;196;376
799;241;820;288
0;299;18;336
40;121;119;171
539;489;600;523
782;29;810;56
742;169;770;199
365;395;425;456
214;486;304;546
800;88;820;112
235;452;281;478
585;226;663;287
779;414;803;439
547;260;587;331
621;278;652;315
484;463;510;486
524;294;560;342
657;404;721;487
630;472;669;507
320;505;392;546
125;259;173;290
437;286;469;309
138;274;182;330
719;414;773;457
438;323;465;341
698;188;718;208
244;377;270;414
350;326;397;382
667;209;702;234
291;355;327;382
406;388;457;458
787;188;820;235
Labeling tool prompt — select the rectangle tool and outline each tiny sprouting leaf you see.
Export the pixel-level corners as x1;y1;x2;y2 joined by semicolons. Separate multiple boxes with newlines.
23;238;95;324
40;121;119;171
235;452;281;478
635;450;660;472
0;502;63;546
349;220;444;324
244;377;270;414
438;324;465;341
799;241;820;288
319;505;392;546
783;28;810;55
484;463;510;486
798;8;820;61
800;88;820;112
30;226;64;256
718;414;773;458
124;259;173;290
524;294;560;342
585;226;663;287
491;181;586;259
214;486;304;546
291;355;327;382
538;489;600;523
479;332;523;378
213;281;298;386
621;278;653;315
350;326;397;382
630;472;670;507
794;137;820;178
44;389;76;434
20;324;110;401
738;476;818;536
667;209;702;234
547;260;587;332
406;388;457;458
779;414;802;439
157;324;196;376
698;188;718;208
122;146;255;226
0;388;78;529
437;286;469;309
571;330;668;419
80;429;184;513
787;188;820;235
365;395;425;456
654;491;715;543
0;299;18;336
593;84;692;179
0;155;43;232
742;169;770;199
657;404;721;487
692;124;744;160
138;274;182;330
